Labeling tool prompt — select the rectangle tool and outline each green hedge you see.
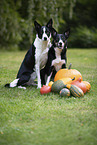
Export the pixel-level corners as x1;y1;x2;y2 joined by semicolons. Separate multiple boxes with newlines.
68;26;97;48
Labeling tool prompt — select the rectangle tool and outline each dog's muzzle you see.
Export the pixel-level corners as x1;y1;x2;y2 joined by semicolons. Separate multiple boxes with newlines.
58;42;63;49
42;37;47;41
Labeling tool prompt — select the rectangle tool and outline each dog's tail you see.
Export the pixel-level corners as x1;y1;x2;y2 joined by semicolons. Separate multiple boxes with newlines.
4;79;19;88
5;83;10;87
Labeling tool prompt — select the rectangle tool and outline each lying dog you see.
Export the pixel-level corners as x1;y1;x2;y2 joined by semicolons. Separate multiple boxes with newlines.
40;28;70;86
5;19;53;89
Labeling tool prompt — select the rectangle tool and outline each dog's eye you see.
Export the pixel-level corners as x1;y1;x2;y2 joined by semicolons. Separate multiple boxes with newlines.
45;29;50;35
61;36;64;39
61;36;65;42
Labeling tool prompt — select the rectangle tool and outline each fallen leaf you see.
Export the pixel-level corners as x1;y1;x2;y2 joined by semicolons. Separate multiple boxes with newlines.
1;131;4;134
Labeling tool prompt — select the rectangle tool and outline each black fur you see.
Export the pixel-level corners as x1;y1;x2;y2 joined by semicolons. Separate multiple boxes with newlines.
5;19;53;88
40;28;70;85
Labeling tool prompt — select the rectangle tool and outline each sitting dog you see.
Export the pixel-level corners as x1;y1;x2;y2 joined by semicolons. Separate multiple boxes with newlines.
5;19;53;89
40;28;70;86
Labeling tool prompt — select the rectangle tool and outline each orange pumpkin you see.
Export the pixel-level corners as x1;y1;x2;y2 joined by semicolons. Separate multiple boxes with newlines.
54;63;83;82
82;81;91;92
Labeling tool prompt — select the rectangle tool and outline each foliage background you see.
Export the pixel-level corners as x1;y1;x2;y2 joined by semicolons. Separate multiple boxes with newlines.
0;0;97;50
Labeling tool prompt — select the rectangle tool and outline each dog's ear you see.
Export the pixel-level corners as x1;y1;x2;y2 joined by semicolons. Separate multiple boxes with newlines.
51;28;57;38
46;19;53;28
34;21;41;32
64;28;70;39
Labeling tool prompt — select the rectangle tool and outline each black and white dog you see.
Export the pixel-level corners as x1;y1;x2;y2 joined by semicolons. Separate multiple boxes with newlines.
5;19;53;89
40;28;70;86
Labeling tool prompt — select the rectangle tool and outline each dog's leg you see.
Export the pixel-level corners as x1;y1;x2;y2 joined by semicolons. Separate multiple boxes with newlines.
36;63;41;88
38;68;41;88
16;74;31;89
46;72;53;86
45;67;54;86
40;68;46;85
37;69;41;88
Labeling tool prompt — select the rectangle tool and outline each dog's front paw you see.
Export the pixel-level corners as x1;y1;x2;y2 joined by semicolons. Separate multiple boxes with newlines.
18;86;26;89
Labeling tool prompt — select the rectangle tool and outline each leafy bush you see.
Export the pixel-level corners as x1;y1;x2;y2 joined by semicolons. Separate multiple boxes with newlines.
0;0;97;50
69;26;97;48
0;1;22;50
18;19;31;50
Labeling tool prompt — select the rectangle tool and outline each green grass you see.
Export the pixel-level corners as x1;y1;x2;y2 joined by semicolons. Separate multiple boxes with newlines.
0;49;97;145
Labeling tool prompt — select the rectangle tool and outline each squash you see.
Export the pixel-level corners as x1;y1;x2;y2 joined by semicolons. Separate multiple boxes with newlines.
54;63;83;82
82;81;91;92
60;88;70;97
51;80;66;93
71;77;87;93
51;77;75;93
48;81;54;87
40;85;51;94
66;84;84;97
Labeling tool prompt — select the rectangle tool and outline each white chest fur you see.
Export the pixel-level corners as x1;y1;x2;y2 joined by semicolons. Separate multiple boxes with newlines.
34;36;50;69
34;36;50;88
52;47;66;72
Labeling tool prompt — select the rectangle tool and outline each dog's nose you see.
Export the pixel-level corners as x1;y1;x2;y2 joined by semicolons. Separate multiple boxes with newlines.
59;42;62;46
44;37;47;41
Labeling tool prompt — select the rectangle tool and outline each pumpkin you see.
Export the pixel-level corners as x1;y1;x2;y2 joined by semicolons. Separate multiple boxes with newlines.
60;88;70;97
40;85;51;94
71;77;87;93
59;77;75;84
54;63;83;82
66;84;84;97
48;81;54;87
82;81;91;92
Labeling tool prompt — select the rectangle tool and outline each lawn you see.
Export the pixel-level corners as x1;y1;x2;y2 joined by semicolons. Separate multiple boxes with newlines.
0;49;97;145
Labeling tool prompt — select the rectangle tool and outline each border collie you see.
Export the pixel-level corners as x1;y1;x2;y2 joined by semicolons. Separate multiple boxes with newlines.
40;28;70;86
5;19;53;89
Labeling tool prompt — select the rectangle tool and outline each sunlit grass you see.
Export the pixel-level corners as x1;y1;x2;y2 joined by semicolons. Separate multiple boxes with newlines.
0;49;97;145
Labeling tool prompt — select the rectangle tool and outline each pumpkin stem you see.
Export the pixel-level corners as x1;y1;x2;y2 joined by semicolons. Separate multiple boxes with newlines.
72;77;75;81
68;63;72;69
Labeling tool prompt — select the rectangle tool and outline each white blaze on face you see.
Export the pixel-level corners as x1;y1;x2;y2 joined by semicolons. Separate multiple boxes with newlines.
42;27;47;41
42;27;51;41
58;39;65;49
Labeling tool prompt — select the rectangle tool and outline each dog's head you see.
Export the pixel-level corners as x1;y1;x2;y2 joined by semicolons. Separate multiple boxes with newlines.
34;19;53;41
52;28;70;49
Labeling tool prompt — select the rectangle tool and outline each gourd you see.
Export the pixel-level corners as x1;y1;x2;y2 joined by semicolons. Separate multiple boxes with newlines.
51;80;65;93
40;85;51;94
82;81;91;92
51;80;84;97
71;77;87;93
54;63;83;82
66;84;84;97
60;88;70;97
51;77;75;93
48;81;54;87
